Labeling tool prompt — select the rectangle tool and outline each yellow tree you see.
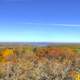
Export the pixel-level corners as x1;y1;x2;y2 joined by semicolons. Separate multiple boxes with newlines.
1;48;15;62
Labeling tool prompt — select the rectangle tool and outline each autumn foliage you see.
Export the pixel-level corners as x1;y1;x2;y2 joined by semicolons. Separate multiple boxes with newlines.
0;45;80;80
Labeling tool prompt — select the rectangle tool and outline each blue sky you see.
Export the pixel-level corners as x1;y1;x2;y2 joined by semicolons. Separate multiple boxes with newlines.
0;0;80;42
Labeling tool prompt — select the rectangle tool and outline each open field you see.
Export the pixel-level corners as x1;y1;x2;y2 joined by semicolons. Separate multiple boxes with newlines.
0;43;80;80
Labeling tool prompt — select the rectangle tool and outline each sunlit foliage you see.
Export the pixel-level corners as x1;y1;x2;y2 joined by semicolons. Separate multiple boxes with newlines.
0;44;80;80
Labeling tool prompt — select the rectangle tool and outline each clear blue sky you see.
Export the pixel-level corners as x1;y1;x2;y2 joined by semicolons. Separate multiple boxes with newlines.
0;0;80;42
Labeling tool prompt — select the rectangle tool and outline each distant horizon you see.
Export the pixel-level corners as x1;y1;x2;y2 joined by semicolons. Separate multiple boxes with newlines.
0;41;80;44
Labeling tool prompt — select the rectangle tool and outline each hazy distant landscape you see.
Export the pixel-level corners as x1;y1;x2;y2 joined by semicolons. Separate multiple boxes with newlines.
0;42;80;80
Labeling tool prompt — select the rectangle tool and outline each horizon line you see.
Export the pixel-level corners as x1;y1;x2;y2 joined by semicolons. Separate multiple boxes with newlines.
0;41;80;43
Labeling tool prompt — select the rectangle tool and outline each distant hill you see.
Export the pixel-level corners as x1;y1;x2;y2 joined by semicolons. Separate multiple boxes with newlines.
0;42;80;47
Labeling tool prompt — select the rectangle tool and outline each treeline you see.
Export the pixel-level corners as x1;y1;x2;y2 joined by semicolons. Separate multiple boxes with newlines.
0;45;80;62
